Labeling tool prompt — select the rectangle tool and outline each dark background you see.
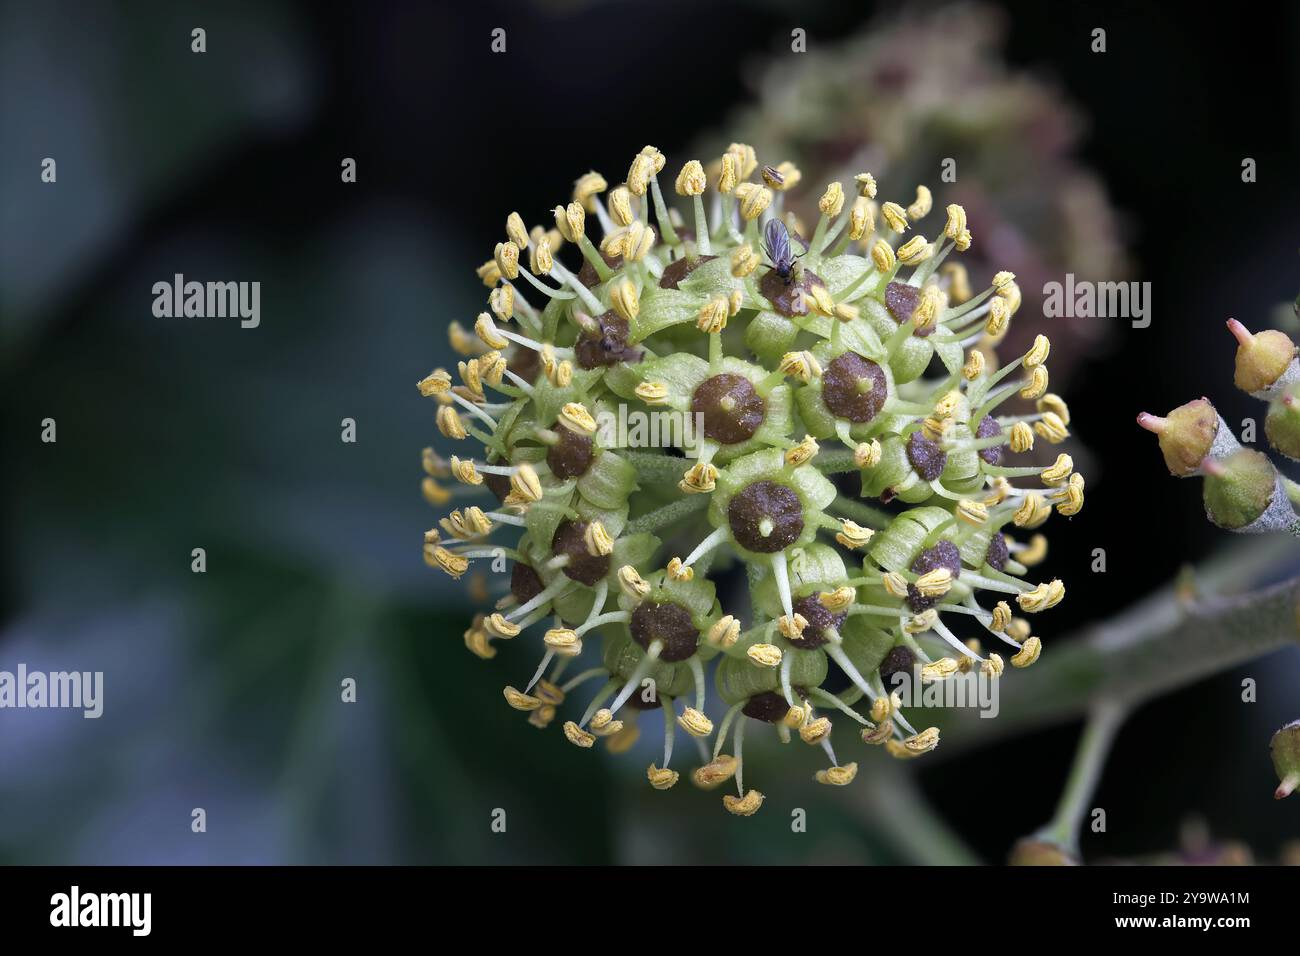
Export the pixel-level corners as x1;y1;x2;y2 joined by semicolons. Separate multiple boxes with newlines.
1;0;1297;863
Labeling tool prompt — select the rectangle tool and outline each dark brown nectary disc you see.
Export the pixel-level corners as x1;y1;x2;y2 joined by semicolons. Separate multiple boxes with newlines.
510;562;545;604
787;593;847;649
759;268;826;317
630;601;699;662
976;414;1004;465
546;426;595;479
578;249;624;288
821;352;888;423
574;310;641;369
727;480;804;553
691;373;766;444
659;254;716;290
743;690;792;723
906;431;948;481
550;519;610;586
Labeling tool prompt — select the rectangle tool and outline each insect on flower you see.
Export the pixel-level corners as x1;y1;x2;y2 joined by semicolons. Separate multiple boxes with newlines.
418;141;1084;815
761;218;805;285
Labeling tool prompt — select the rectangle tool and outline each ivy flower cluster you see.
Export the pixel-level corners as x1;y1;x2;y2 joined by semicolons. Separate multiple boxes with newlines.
1138;319;1300;535
418;143;1083;815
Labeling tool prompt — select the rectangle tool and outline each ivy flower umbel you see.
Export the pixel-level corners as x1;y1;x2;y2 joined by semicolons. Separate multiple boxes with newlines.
418;142;1085;815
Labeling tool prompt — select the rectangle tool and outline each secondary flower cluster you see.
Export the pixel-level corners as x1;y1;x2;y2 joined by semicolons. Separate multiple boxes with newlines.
1138;319;1300;535
419;143;1082;815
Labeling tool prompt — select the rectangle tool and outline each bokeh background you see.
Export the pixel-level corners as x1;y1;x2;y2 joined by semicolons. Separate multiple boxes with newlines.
2;0;1297;864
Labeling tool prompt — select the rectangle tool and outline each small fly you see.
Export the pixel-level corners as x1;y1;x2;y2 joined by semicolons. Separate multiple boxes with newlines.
762;218;807;285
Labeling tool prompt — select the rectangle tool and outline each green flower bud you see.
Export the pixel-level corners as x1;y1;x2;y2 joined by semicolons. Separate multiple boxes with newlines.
1007;838;1079;866
1200;448;1291;532
1264;387;1300;461
1272;720;1300;800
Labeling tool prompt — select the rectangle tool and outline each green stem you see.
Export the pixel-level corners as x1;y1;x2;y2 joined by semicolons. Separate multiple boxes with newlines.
626;494;709;535
1038;700;1128;855
832;495;893;531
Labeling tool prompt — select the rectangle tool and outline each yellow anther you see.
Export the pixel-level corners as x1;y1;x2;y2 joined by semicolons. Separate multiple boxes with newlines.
1024;334;1051;368
679;461;718;494
862;720;893;745
563;721;595;748
896;727;941;757
1007;617;1032;643
478;351;506;387
698;297;730;334
450;456;482;485
747;643;783;668
484;613;521;638
717;153;740;194
458;358;485;399
1008;421;1034;453
1034;411;1070;444
871;238;896;273
944;204;967;239
626;150;655;196
854;172;878;198
1041;453;1074;486
818;181;846;217
730;242;760;278
677;707;714;738
725;142;757;178
531;236;554;275
1011;636;1042;667
510;462;543;502
870;695;892;723
881;571;910;599
723;790;765;816
782;705;806;728
914;567;953;597
1017;579;1065;613
907;185;933;220
584;521;614;557
559;402;597;436
834;301;860;322
910;283;946;330
799;717;832;745
849;196;875;240
707;615;740;649
921;417;951;441
1012;493;1051;529
777;613;808;639
617;565;650;600
489;283;514;322
1017;534;1048;567
421;478;452;506
808;284;837;317
589;709;621;735
764;161;801;191
734;182;772;220
552;359;573;388
881;201;909;233
605;722;639;752
854;439;882;468
954;228;973;251
896;236;933;266
784;434;819;467
957;499;989;525
992;270;1016;291
608;185;634;226
476;258;502;287
463;627;494;659
933;389;962;419
728;289;744;316
981;653;1005;678
494;241;520;280
666;556;693;582
436;405;467;440
819;586;856;612
647;764;679;790
621;221;655;262
544;629;581;655
422;448;449;478
572;170;608;211
417;368;453;396
610;278;640;322
473;313;510;351
942;261;972;303
990;600;1012;632
633;382;670;407
779;350;823;382
1036;393;1071;426
985;296;1011;337
921;657;959;682
503;685;541;711
905;609;938;634
505;211;529;250
815;762;858;786
984;476;1012;507
430;546;469;578
836;519;875;551
692;754;738;789
674;160;707;196
1019;365;1049;400
1054;472;1085;516
448;321;484;356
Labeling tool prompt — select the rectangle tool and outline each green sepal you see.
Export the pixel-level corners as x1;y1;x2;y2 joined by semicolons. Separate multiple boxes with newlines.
715;647;828;705
868;506;952;573
839;615;897;677
577;450;638;510
753;542;849;618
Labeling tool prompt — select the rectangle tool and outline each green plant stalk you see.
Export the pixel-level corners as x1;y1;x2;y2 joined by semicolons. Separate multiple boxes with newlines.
1037;700;1128;855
